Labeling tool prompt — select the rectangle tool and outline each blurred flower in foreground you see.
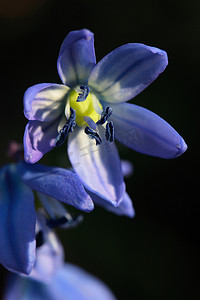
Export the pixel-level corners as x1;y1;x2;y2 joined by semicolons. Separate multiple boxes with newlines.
0;161;93;275
4;210;116;300
0;158;134;275
23;29;187;209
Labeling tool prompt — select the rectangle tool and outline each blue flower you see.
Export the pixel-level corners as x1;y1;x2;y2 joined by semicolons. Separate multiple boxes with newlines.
0;159;134;275
0;162;94;275
4;210;116;300
23;29;187;208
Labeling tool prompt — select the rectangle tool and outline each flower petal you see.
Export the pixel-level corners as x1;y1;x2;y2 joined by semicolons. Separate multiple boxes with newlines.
24;83;69;122
68;128;125;206
17;162;94;212
110;103;187;158
48;263;117;300
105;192;135;218
5;263;116;300
88;190;135;218
23;117;63;164
89;43;168;103
0;165;36;275
57;29;96;87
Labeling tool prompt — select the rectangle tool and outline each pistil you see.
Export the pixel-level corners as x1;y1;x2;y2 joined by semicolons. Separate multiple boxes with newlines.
55;87;115;148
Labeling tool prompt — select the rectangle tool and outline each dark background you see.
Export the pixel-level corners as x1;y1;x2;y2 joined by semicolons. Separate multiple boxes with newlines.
0;0;199;299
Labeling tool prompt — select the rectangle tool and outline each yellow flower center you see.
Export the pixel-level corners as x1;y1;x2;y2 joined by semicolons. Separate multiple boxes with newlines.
69;89;102;127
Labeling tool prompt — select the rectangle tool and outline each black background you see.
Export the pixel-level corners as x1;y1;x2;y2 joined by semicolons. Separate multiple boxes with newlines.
0;0;199;299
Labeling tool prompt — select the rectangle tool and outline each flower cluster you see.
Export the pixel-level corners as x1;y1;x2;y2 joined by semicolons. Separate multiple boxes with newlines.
0;29;187;299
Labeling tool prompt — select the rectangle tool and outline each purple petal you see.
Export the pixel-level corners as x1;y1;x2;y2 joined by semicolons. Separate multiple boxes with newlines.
5;263;116;300
89;190;135;218
0;165;36;275
48;263;117;300
105;192;135;218
110;103;187;158
24;83;69;122
23;117;63;164
68;128;125;206
17;162;94;212
89;43;168;103
57;29;96;87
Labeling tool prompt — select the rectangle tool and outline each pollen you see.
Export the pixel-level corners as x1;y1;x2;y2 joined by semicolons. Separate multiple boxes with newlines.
69;88;102;127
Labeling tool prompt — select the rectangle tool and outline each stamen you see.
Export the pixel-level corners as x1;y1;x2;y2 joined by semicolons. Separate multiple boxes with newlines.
85;126;102;145
96;106;113;125
46;215;83;229
76;85;90;102
55;108;76;147
36;210;61;253
46;216;68;228
36;230;45;248
105;121;114;142
37;193;83;230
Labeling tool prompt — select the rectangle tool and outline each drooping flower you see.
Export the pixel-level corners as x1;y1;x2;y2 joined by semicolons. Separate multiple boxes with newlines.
4;210;117;300
0;162;93;275
23;29;187;208
0;158;134;275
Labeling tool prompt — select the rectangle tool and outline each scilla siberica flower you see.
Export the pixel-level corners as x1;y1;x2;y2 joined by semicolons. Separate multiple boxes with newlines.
0;158;134;276
0;161;94;275
23;29;187;208
4;210;116;300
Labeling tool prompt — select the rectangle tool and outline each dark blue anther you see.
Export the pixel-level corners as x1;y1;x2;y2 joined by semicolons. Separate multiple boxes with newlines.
46;216;69;228
96;106;113;125
76;85;90;102
46;215;83;229
69;107;76;121
85;126;102;145
55;108;76;147
105;121;114;142
36;230;45;248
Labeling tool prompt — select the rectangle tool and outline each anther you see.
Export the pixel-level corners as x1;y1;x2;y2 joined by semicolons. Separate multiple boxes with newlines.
46;215;83;229
85;126;102;145
46;216;68;228
105;121;114;142
76;85;90;102
55;108;76;147
96;106;113;125
36;230;45;248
